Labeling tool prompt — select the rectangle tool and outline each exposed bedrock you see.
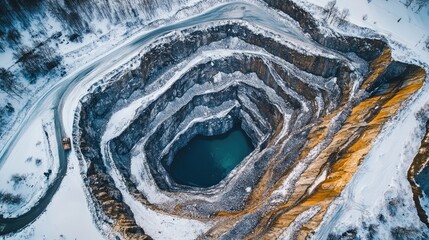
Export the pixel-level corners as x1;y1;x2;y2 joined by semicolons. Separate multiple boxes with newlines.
74;5;426;240
409;117;429;228
262;0;388;61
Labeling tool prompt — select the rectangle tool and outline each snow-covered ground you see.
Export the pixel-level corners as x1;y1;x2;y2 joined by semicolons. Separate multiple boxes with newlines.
2;154;105;240
0;110;59;218
297;0;429;64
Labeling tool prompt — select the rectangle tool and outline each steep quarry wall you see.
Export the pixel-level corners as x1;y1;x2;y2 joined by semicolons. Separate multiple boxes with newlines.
73;3;426;240
409;114;429;228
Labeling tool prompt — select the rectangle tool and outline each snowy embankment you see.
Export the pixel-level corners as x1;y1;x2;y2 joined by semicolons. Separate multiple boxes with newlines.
293;0;429;237
4;154;105;240
0;110;59;218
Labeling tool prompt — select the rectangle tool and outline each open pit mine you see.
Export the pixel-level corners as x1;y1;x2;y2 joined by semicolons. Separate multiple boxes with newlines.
1;0;428;239
73;1;427;239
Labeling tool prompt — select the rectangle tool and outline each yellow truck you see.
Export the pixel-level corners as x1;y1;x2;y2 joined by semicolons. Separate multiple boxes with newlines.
62;137;71;151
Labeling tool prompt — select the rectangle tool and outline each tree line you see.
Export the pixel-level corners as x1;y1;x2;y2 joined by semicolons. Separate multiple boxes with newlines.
0;0;176;91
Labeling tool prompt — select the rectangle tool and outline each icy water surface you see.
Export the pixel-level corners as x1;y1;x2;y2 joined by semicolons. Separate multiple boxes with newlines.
169;126;254;187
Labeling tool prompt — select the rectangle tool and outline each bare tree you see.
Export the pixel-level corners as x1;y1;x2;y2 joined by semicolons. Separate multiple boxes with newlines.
0;67;23;99
0;68;18;95
14;45;39;80
0;191;22;205
415;0;429;12
0;102;15;135
340;9;350;20
324;0;338;22
13;43;62;81
6;29;21;48
405;0;414;7
425;36;429;50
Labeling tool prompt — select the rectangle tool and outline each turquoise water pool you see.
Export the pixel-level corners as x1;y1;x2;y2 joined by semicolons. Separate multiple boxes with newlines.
168;126;254;187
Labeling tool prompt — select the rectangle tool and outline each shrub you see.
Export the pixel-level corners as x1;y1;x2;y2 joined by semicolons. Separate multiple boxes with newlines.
10;174;26;186
0;191;23;204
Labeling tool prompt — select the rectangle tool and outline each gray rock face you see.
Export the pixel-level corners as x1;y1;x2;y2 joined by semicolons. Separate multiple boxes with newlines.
262;0;388;61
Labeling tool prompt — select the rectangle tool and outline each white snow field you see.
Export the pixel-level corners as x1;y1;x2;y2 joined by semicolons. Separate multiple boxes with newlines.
5;154;105;240
0;110;59;218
